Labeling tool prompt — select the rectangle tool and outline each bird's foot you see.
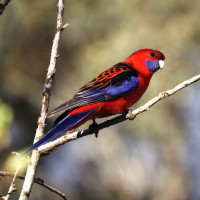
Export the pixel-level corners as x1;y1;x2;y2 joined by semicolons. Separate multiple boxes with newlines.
89;119;99;138
123;109;136;120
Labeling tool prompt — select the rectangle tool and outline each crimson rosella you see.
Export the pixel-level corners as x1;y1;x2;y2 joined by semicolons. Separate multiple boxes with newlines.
20;49;165;157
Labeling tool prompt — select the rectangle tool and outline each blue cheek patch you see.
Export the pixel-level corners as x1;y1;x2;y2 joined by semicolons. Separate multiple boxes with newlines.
145;60;160;73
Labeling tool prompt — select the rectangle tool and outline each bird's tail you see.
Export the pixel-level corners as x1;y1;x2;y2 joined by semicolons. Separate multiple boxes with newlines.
18;108;96;159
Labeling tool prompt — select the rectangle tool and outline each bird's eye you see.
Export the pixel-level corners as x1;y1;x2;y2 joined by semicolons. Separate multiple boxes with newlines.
150;52;156;58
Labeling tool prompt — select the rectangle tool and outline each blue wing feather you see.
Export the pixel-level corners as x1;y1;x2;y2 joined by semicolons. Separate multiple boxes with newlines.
102;76;138;98
79;76;138;102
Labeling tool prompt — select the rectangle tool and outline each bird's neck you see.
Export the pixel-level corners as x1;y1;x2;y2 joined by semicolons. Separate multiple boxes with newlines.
125;59;153;79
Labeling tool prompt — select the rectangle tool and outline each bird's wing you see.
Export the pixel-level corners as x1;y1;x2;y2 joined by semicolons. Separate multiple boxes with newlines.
48;62;138;117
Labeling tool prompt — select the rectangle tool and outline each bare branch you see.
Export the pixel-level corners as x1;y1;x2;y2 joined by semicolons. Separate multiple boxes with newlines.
18;0;67;199
38;73;200;154
0;0;11;15
0;171;67;200
0;165;20;200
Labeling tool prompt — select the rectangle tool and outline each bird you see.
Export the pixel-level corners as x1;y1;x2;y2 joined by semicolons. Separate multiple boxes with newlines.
19;48;165;157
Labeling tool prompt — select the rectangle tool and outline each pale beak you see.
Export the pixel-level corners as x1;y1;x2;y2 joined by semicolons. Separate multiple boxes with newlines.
159;60;165;69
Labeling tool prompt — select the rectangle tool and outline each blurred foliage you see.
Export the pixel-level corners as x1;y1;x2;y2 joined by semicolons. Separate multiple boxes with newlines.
0;99;13;150
0;0;200;199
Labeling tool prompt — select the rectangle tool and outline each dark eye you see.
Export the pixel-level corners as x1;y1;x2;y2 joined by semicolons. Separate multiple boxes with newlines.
150;52;156;58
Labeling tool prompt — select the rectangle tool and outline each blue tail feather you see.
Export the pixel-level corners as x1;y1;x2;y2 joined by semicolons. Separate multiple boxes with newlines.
18;108;96;158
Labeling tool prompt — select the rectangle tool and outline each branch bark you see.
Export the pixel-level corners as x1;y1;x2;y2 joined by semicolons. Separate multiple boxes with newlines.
18;0;67;199
38;73;200;154
0;0;11;15
0;171;67;200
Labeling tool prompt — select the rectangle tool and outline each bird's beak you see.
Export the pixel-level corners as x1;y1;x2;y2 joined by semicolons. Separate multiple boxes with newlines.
159;60;165;69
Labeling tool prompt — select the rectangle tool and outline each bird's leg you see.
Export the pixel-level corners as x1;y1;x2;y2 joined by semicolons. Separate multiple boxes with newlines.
89;119;99;138
123;109;136;120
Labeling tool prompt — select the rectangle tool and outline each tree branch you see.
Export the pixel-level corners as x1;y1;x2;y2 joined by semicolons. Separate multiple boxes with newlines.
18;1;67;199
38;73;200;154
0;0;11;15
0;165;20;200
0;171;67;200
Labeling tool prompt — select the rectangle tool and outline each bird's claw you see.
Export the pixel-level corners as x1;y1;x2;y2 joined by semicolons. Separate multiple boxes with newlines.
123;109;136;120
128;109;136;120
89;119;99;138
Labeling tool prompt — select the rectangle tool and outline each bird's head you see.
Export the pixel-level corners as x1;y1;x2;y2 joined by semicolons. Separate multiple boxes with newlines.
126;49;165;76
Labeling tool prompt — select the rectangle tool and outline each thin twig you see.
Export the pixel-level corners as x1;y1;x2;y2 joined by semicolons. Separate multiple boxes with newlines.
38;73;200;154
18;0;67;200
0;171;67;200
0;165;20;200
0;0;11;15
